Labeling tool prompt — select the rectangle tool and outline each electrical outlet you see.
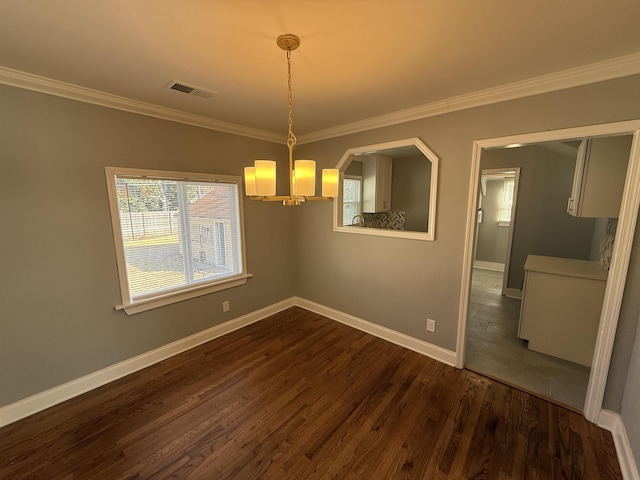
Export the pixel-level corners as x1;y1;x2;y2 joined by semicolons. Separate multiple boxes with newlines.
426;318;436;332
222;300;230;312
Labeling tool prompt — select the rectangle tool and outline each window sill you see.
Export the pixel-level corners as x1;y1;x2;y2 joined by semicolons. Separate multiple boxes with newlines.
115;273;253;315
334;225;434;241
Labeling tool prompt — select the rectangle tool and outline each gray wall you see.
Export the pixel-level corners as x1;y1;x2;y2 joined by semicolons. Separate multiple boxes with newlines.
391;155;431;232
475;178;510;264
294;75;640;414
344;160;362;176
621;315;640;465
0;85;296;406
2;72;640;464
481;146;596;290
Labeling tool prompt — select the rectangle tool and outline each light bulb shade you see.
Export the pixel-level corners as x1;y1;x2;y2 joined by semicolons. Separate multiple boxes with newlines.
322;169;339;197
244;167;257;196
292;169;297;196
254;160;276;196
293;160;316;196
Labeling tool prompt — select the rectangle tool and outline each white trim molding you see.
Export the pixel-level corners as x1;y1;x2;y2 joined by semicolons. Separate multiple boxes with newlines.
0;66;285;144
0;298;456;427
294;297;457;367
0;298;295;428
473;261;505;272
332;137;439;242
585;126;640;423
455;120;640;427
2;296;636;477
599;410;640;480
503;288;523;300
298;53;640;144
3;52;640;145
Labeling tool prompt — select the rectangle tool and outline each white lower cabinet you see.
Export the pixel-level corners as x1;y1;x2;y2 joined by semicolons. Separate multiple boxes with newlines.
518;255;607;367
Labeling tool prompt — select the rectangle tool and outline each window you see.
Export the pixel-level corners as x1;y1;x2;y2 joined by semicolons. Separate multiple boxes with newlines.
499;177;515;225
105;167;249;314
342;176;362;226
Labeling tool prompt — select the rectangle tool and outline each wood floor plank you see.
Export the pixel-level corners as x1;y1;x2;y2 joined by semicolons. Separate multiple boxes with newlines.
0;307;622;479
436;371;488;477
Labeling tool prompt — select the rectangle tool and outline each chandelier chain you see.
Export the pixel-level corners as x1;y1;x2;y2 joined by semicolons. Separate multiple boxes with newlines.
245;34;338;205
286;46;297;148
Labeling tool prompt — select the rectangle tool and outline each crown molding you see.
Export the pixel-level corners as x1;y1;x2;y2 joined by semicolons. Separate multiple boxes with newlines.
297;52;640;144
2;52;639;146
0;66;286;144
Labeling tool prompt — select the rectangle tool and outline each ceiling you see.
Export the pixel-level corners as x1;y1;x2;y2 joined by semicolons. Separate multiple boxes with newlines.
2;1;640;142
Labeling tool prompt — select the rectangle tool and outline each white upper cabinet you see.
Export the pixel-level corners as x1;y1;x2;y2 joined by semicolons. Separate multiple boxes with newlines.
567;135;632;218
362;155;393;213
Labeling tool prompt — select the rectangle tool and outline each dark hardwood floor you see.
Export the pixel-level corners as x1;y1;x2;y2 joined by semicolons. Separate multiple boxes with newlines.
0;307;621;479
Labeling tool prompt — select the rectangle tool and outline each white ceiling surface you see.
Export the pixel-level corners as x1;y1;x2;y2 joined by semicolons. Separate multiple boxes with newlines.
2;1;640;140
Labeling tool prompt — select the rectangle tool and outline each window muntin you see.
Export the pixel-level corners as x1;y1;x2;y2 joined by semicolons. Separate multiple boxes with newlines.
106;167;248;314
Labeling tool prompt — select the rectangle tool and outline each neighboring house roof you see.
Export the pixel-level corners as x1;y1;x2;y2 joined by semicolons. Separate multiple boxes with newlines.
188;188;232;220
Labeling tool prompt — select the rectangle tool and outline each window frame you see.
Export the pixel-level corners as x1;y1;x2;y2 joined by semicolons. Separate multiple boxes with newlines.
342;175;363;226
105;166;251;315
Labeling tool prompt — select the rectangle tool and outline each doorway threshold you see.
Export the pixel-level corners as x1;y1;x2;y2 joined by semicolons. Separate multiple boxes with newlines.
464;365;582;414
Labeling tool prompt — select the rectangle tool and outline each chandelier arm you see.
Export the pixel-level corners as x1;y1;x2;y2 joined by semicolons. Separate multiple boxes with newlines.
250;196;291;202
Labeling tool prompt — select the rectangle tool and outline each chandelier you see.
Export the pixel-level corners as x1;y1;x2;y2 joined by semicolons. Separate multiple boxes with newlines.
244;34;339;206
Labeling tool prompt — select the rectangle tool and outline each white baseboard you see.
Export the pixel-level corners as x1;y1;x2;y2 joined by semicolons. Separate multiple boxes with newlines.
0;298;295;428
294;297;457;367
503;287;523;299
599;410;639;480
2;298;635;479
1;298;455;427
473;261;505;272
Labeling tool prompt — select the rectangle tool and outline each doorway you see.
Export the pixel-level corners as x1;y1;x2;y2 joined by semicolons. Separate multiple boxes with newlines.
456;121;640;423
474;169;519;297
467;156;596;410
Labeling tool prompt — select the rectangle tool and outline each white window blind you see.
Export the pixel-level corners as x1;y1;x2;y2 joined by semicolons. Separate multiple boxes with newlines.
499;178;515;223
106;168;248;313
343;176;362;225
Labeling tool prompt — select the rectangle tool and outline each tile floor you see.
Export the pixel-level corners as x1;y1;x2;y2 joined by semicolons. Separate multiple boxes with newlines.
465;267;590;411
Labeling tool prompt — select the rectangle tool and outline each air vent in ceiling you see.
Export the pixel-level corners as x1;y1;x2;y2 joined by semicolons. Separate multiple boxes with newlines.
165;80;219;100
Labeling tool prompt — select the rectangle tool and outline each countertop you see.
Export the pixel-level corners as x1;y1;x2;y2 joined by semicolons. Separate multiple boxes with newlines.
523;255;608;281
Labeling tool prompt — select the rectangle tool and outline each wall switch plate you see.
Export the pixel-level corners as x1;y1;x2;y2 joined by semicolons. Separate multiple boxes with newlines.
222;301;230;312
426;319;436;332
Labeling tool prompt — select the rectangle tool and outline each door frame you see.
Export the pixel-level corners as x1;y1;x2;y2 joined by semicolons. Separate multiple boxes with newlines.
476;168;521;297
455;120;640;424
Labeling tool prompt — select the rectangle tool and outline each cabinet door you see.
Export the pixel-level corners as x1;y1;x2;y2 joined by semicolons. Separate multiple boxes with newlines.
568;136;632;218
378;156;393;212
362;159;377;213
362;155;393;213
566;140;588;216
519;270;605;366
